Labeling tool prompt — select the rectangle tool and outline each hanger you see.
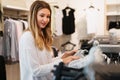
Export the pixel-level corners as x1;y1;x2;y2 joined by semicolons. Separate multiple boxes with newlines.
54;5;59;9
83;0;99;11
89;5;94;9
65;6;71;9
65;3;71;9
89;5;100;11
89;0;95;9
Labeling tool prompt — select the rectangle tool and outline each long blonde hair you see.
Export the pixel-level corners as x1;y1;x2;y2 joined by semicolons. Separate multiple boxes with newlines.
28;0;52;51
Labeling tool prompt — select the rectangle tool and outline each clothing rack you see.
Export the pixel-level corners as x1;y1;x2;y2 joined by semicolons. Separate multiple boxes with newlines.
2;8;28;64
3;7;28;21
99;44;120;64
3;15;27;21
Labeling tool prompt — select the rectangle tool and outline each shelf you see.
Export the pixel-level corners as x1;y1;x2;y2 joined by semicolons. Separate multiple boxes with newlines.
106;0;120;6
106;12;120;16
105;0;120;31
3;6;29;11
106;2;120;16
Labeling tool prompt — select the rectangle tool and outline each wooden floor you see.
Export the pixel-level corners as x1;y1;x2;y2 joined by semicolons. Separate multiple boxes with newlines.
6;63;20;80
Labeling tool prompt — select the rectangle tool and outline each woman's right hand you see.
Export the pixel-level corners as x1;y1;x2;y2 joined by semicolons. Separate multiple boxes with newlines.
61;49;78;59
62;56;80;64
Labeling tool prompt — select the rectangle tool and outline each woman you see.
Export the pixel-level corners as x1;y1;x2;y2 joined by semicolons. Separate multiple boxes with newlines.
19;1;79;80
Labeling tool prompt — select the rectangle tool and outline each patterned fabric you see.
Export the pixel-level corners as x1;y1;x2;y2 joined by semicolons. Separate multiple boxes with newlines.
99;44;120;53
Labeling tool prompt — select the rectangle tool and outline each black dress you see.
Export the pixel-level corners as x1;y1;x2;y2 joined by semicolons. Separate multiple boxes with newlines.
62;7;75;35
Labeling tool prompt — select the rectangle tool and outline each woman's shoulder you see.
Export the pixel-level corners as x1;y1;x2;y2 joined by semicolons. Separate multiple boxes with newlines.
22;31;32;36
20;31;34;42
19;31;35;48
22;31;32;37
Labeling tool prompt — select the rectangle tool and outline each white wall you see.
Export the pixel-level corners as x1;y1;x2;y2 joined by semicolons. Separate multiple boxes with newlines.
51;0;105;38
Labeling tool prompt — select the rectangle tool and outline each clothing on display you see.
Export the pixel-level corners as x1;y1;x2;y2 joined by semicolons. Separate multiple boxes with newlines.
53;62;87;80
108;21;120;30
99;44;120;64
53;6;63;36
85;8;100;34
62;6;75;35
3;18;28;63
1;1;120;80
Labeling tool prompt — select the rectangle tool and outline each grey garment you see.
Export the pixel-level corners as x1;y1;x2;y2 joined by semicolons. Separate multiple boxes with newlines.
3;19;12;60
3;19;19;62
10;19;19;62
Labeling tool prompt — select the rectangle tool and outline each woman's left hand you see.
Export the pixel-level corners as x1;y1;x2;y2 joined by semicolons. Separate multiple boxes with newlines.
61;50;78;59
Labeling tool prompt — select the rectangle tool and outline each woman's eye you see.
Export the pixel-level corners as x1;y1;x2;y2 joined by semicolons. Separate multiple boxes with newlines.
47;16;50;18
40;15;44;17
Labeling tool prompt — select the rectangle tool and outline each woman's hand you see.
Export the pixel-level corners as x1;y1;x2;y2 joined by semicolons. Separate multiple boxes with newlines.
61;49;80;64
61;50;78;59
62;56;80;64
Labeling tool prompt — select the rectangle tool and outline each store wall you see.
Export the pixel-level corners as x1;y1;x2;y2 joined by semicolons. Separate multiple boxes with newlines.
52;0;105;39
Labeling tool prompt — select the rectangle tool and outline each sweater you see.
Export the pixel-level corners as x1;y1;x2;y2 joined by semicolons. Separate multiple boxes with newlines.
19;31;62;80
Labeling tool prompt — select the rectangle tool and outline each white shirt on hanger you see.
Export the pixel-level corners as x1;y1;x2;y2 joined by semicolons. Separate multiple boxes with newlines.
86;8;100;34
54;8;63;36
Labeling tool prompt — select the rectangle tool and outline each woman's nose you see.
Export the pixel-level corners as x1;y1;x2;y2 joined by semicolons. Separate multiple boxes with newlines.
43;17;48;22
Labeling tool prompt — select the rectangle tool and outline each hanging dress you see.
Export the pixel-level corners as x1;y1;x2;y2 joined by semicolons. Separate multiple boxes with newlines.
62;7;75;35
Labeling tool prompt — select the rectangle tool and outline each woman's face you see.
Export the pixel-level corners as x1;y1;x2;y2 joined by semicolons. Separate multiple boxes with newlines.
37;8;50;29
